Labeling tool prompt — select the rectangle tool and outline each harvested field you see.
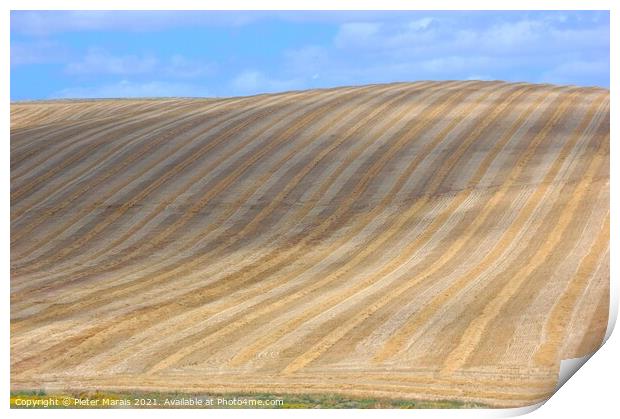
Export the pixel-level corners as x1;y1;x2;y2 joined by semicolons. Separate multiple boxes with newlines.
10;81;610;407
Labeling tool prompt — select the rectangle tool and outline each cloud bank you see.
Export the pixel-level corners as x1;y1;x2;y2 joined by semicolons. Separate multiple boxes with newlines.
10;11;609;100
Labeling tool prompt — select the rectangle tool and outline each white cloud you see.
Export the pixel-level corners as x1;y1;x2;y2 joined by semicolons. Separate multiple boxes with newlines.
332;15;608;57
64;49;215;79
324;14;608;87
11;11;412;36
65;49;158;76
52;80;210;99
12;11;610;99
407;17;435;31
334;19;439;51
540;60;609;86
483;20;544;48
231;71;262;92
11;11;256;36
11;40;68;66
164;54;216;79
334;22;382;48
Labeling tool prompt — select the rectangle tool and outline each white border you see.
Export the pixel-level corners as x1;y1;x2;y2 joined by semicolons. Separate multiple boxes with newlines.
3;2;615;418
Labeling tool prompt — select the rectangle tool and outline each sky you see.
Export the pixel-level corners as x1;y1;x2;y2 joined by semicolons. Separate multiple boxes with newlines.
10;10;610;100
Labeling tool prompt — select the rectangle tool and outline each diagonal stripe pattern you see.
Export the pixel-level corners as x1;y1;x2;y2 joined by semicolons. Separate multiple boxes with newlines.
11;81;609;407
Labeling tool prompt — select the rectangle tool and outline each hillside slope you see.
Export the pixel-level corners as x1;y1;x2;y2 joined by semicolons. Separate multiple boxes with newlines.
10;81;610;407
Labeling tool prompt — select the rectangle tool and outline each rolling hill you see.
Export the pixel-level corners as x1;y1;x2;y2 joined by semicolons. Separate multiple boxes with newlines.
10;81;610;407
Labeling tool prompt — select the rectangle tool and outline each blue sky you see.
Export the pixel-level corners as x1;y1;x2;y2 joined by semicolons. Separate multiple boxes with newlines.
10;10;609;100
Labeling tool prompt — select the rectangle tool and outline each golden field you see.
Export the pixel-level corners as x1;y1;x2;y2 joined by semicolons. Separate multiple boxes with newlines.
10;81;610;407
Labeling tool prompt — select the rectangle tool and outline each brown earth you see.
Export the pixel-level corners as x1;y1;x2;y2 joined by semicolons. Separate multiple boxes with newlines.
10;81;610;407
